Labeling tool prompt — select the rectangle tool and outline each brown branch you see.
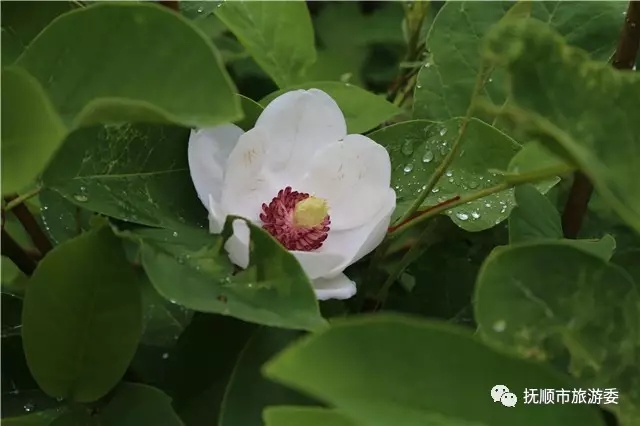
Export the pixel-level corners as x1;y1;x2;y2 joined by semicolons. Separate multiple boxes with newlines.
4;195;53;256
561;1;640;238
2;229;36;276
158;1;179;12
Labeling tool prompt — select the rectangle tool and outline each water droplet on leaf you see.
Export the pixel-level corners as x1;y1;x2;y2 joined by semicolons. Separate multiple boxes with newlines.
24;402;35;412
172;231;178;237
493;320;506;332
471;211;480;219
468;180;479;189
456;212;469;221
431;187;439;193
439;127;447;136
445;170;453;177
162;353;169;359
422;150;434;163
73;194;88;202
403;163;414;174
401;140;414;156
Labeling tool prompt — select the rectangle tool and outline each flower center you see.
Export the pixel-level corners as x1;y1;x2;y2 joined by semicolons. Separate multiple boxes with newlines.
259;186;331;251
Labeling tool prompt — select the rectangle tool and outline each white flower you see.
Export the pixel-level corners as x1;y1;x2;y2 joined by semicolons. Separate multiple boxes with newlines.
187;89;396;300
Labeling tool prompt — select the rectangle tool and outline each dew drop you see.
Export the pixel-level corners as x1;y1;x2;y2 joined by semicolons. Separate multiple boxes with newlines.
416;84;422;89
172;231;179;237
456;212;469;221
493;320;506;332
471;211;480;219
422;149;434;163
468;180;479;189
448;178;454;183
439;146;448;156
162;353;170;359
431;187;440;193
439;127;447;136
403;163;414;174
401;140;414;156
197;7;204;12
73;194;88;202
424;62;431;68
445;170;453;177
23;402;35;412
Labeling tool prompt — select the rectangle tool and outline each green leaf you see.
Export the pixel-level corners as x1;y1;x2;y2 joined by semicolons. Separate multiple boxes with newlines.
264;314;606;426
1;1;76;65
475;241;640;423
509;184;562;243
50;408;98;426
414;0;626;122
21;226;143;402
15;2;240;128
99;383;183;426
613;249;640;285
368;118;559;231
263;407;358;426
116;219;326;331
481;18;640;233
215;0;316;88
140;275;193;348
39;189;93;245
220;327;317;426
42;124;206;229
260;82;400;134
1;67;66;195
235;94;264;131
2;408;67;426
509;184;617;261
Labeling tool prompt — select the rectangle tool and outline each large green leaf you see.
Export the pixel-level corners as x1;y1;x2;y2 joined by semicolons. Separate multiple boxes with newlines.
116;219;326;331
475;242;640;424
219;327;317;426
368;118;559;231
263;407;358;426
1;1;76;65
42;124;205;229
481;18;640;233
39;189;93;245
264;315;606;426
414;0;626;122
509;184;616;261
21;226;142;402
1;67;66;194
15;2;240;128
99;383;183;426
215;0;316;88
260;82;400;134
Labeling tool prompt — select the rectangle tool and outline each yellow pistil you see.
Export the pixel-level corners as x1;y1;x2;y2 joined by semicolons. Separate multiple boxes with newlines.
293;196;328;227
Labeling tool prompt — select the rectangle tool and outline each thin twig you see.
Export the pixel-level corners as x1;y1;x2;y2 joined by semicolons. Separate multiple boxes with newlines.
4;187;41;212
561;0;640;238
4;195;53;256
2;229;36;276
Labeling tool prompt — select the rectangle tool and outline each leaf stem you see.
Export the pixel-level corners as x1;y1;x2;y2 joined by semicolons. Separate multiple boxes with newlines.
393;65;489;226
389;163;573;237
4;186;41;212
561;0;640;238
4;193;52;256
1;228;36;276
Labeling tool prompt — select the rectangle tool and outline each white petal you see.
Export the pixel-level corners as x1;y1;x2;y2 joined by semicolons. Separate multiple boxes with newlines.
298;134;392;230
188;124;244;208
208;194;225;234
256;89;347;180
224;219;250;269
320;188;396;278
291;250;347;280
221;127;279;221
312;273;357;301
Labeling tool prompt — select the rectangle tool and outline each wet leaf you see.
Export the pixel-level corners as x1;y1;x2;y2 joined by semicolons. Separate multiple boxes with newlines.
39;189;93;245
264;314;606;426
263;407;358;426
475;241;640;423
369;118;559;231
42;124;205;229
414;1;626;122
481;18;640;233
99;383;183;426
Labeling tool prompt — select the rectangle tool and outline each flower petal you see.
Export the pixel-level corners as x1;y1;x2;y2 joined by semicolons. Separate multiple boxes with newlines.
320;188;396;278
221;127;279;221
188;124;244;208
312;273;357;301
291;250;347;280
256;89;347;181
298;134;392;230
208;194;225;234
224;218;250;269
